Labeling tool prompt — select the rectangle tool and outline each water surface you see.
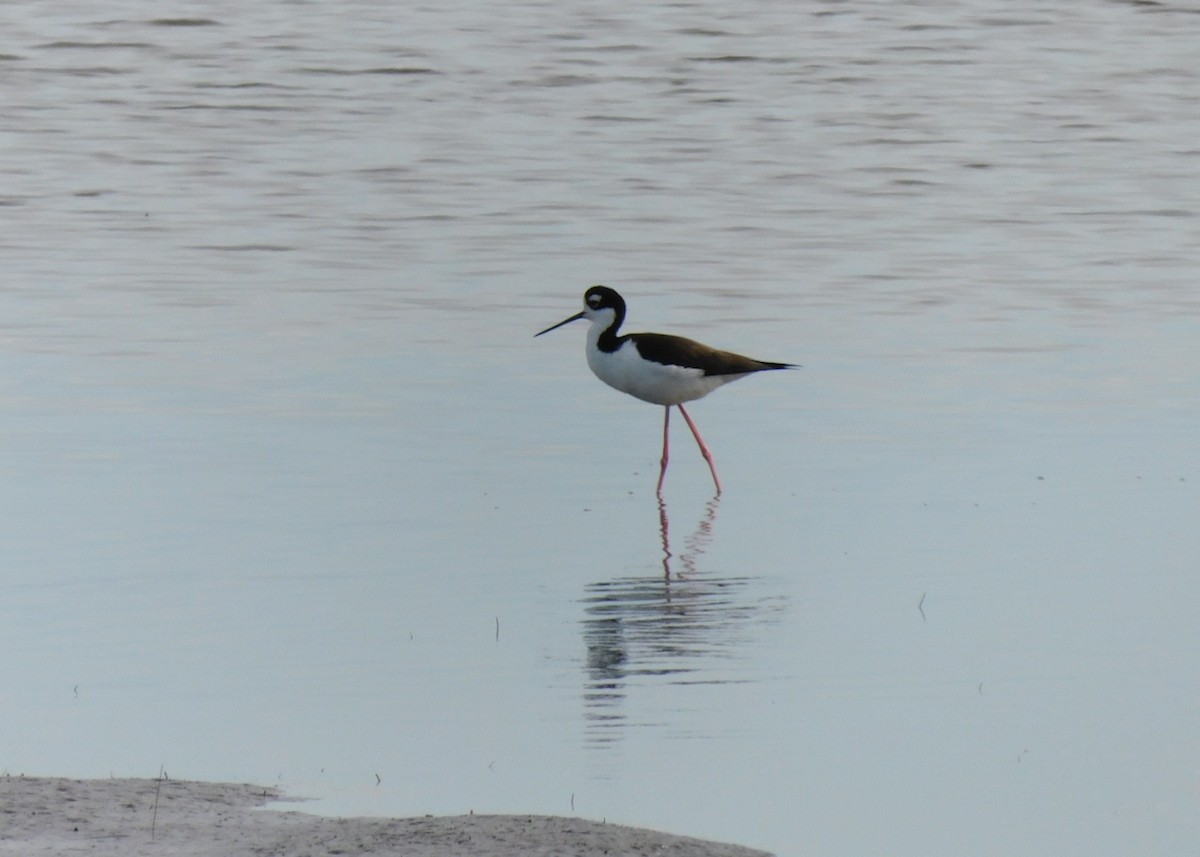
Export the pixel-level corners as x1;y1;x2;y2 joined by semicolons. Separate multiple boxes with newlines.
2;3;1198;855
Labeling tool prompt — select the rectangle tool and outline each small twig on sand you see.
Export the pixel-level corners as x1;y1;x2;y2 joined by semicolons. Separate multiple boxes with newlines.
918;592;926;621
151;765;164;839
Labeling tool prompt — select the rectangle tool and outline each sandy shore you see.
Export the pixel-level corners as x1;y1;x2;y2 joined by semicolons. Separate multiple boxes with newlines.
0;776;772;856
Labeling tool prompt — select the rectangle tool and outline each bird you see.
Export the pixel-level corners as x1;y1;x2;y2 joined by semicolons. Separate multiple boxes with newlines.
535;285;794;494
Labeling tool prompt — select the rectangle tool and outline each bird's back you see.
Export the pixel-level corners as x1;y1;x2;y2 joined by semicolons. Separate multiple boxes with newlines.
630;332;793;377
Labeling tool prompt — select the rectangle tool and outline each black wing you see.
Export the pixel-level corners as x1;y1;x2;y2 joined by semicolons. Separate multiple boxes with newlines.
631;333;794;377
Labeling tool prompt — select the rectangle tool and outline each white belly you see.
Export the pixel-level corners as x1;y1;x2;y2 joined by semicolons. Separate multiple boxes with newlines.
586;340;733;406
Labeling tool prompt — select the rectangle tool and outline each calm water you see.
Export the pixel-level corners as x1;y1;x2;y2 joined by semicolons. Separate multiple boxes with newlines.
2;3;1199;855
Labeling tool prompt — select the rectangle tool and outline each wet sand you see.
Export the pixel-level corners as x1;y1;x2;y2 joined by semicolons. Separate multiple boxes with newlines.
0;776;772;856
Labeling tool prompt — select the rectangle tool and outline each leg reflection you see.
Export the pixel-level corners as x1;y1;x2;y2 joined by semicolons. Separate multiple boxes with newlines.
658;493;721;578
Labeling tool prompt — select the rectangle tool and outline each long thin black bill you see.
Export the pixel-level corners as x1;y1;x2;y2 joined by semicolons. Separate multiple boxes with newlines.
534;311;586;337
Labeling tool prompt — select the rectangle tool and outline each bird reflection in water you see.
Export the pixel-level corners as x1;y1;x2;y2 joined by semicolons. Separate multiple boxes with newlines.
581;494;783;747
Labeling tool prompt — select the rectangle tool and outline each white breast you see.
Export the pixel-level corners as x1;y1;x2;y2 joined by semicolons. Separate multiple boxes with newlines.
585;336;734;406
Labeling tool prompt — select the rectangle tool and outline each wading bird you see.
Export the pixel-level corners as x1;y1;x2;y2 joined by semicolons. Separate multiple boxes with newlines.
536;286;794;494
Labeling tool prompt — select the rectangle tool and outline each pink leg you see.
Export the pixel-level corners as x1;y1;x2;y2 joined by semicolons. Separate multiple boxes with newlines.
678;404;722;495
656;405;670;495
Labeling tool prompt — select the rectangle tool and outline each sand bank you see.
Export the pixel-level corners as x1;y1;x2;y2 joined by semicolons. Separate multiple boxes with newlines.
0;776;771;856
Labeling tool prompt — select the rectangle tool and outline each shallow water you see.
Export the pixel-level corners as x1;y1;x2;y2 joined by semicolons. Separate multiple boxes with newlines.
2;3;1198;855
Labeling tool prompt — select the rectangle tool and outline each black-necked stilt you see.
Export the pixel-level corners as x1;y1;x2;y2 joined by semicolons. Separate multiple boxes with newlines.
536;285;794;494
